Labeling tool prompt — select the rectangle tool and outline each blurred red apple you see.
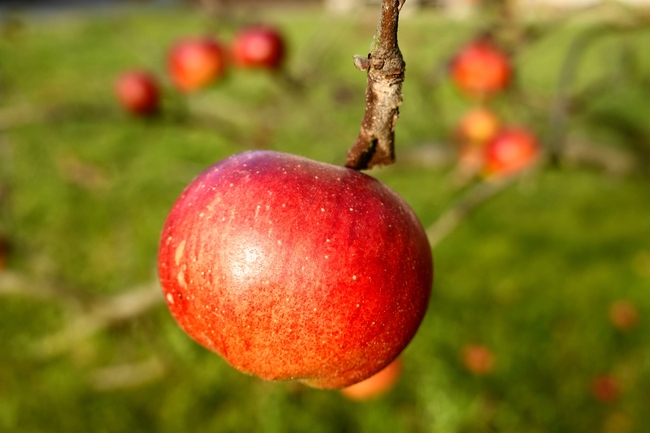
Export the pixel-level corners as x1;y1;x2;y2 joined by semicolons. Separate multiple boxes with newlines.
483;127;540;177
231;25;286;70
462;344;495;375
340;357;402;400
158;151;433;389
609;300;639;331
450;39;512;98
591;374;620;403
114;70;160;116
168;37;227;92
456;107;500;146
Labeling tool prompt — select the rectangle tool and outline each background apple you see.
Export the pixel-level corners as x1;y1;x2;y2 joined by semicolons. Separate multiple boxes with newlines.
168;37;227;92
483;127;540;177
340;357;402;400
450;39;512;98
461;344;495;375
608;300;640;331
158;151;433;389
455;107;500;146
591;374;620;403
231;25;286;70
114;70;160;116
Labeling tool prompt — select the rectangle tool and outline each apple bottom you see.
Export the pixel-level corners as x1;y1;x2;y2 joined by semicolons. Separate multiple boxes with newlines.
161;237;429;389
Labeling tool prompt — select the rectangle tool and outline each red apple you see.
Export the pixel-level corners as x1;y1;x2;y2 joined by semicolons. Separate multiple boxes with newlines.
114;70;160;116
608;300;639;331
450;39;512;98
168;37;227;92
456;107;500;146
340;357;402;400
158;151;433;389
461;344;495;375
483;127;540;177
591;374;620;403
231;25;286;71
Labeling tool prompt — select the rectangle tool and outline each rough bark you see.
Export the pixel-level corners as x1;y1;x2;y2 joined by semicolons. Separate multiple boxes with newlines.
346;0;406;170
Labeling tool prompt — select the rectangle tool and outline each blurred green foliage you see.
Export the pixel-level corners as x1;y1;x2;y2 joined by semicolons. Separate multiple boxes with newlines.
1;4;650;433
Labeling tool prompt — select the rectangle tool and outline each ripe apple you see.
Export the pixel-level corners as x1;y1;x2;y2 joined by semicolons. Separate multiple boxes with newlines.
231;25;286;71
461;344;495;375
608;300;639;331
483;127;540;177
450;39;512;98
158;151;433;389
168;37;227;92
456;107;500;146
591;374;620;403
114;70;160;116
340;357;402;400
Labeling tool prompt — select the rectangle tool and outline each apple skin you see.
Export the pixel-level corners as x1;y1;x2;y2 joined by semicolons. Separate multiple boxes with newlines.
158;151;433;389
483;127;540;177
450;40;512;98
114;70;160;116
168;37;227;92
231;26;286;70
340;357;401;400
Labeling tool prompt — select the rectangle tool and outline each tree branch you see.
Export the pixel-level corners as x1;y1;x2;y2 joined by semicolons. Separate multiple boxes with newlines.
31;281;163;358
346;0;406;170
90;357;165;391
426;177;515;249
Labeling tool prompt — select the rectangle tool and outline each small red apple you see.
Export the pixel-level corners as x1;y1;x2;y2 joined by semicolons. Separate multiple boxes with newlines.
450;39;512;98
483;127;540;177
114;70;160;116
168;37;227;92
158;151;433;389
231;25;286;71
455;107;500;146
608;300;639;331
340;357;402;400
591;374;620;403
461;344;495;375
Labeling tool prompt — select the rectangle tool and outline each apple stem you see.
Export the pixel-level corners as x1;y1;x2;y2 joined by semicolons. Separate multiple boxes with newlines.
346;0;406;170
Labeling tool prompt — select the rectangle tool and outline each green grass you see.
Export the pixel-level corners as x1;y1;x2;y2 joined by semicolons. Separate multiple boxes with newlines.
1;4;650;433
